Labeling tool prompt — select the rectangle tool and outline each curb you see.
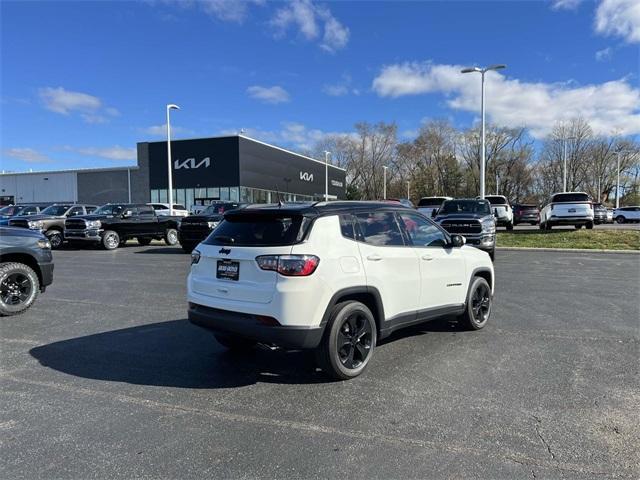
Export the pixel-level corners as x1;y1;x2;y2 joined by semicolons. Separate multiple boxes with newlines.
496;246;640;254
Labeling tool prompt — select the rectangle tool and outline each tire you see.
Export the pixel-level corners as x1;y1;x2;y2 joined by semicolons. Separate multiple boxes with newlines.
0;262;40;316
586;222;594;230
181;242;195;253
316;301;377;380
165;228;178;246
616;216;626;224
546;222;552;230
531;222;537;226
45;229;63;250
506;223;514;231
575;224;582;230
137;237;152;246
102;230;120;250
459;276;492;330
214;334;256;351
539;222;545;230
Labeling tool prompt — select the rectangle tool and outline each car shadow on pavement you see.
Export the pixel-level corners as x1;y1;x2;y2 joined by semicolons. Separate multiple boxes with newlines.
134;247;186;254
30;317;470;387
29;319;328;388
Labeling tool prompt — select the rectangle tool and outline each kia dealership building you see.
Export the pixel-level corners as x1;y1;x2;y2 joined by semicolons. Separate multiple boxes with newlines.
0;135;347;207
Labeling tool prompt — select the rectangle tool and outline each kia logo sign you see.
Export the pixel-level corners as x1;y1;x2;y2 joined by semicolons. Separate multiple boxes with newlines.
174;157;211;170
300;171;314;182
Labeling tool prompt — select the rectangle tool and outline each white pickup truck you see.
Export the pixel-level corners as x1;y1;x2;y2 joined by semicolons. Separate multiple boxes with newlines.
484;195;514;230
540;192;594;230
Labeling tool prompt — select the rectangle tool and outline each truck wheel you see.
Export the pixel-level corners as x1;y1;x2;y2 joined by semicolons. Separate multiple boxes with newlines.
102;230;120;250
316;301;376;380
506;223;514;231
459;276;492;330
45;229;63;250
137;237;152;246
165;228;178;246
181;242;195;253
0;262;40;316
214;334;256;351
586;222;594;230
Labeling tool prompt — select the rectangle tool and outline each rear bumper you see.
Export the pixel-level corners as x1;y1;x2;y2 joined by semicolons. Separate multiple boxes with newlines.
178;229;210;244
514;215;538;223
38;261;54;290
188;303;324;349
548;216;593;225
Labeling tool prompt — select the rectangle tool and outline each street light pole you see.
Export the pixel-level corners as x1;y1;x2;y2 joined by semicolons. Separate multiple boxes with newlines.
561;135;576;193
407;180;410;200
461;64;506;199
166;104;180;216
324;151;331;202
383;166;388;200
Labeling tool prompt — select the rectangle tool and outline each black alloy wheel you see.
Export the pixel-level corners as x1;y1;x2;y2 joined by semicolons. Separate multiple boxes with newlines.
1;272;32;306
337;312;373;370
460;276;492;330
471;282;491;325
46;230;63;249
316;301;377;380
0;262;39;316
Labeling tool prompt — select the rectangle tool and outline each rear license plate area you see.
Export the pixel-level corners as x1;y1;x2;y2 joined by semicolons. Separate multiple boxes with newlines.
217;260;239;281
568;208;576;213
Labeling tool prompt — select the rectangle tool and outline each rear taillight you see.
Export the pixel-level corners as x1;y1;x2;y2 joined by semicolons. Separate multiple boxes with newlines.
256;255;320;276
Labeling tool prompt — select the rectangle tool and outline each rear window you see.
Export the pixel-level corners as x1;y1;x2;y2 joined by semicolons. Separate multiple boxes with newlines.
203;213;310;246
484;196;508;205
174;204;186;210
552;193;589;203
418;197;447;207
517;204;538;211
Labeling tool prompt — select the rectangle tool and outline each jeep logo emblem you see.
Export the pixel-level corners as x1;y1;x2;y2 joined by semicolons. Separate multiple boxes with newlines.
300;171;314;182
218;247;231;255
174;157;211;170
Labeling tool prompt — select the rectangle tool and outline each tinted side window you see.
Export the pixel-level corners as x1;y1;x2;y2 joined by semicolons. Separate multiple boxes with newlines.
138;207;155;215
68;206;84;216
398;212;448;247
22;206;37;215
86;206;96;213
354;211;404;246
339;214;355;240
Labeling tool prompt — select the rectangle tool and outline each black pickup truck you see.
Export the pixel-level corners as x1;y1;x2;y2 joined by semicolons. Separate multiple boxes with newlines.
178;202;246;253
435;198;497;261
64;203;180;250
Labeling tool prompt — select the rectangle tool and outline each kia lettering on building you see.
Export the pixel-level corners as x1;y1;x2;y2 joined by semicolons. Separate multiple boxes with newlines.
300;172;314;182
174;157;211;170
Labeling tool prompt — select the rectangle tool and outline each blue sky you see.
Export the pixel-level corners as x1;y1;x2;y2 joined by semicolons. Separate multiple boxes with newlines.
1;0;638;172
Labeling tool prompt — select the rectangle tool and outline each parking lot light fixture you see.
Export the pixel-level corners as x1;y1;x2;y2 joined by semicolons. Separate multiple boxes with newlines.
461;64;506;199
166;104;180;216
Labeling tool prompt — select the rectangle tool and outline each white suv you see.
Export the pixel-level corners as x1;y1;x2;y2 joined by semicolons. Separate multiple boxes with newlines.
613;206;640;224
540;192;594;230
187;202;495;380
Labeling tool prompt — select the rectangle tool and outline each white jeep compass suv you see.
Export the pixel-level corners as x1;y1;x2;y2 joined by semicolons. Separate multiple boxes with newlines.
187;202;495;380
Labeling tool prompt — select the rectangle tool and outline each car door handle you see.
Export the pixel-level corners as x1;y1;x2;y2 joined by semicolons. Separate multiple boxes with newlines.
421;254;434;261
366;254;383;261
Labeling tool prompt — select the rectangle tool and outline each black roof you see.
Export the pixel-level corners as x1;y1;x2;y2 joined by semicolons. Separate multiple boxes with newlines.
227;201;412;217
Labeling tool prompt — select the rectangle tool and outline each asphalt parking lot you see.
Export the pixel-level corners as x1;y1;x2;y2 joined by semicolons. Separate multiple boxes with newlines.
1;245;638;479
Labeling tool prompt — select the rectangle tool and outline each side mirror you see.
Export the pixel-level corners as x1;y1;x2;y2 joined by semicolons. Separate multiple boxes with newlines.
451;234;466;248
122;210;133;219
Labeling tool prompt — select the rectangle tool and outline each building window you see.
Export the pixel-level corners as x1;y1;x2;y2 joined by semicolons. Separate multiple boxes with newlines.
230;186;239;202
207;187;219;199
220;187;230;201
185;188;194;211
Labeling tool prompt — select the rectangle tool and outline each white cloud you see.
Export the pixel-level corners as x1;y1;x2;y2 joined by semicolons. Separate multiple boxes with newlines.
247;85;291;104
64;146;136;161
38;87;119;124
3;148;51;164
372;61;640;138
595;46;613;61
595;0;640;43
200;0;265;23
550;0;583;10
271;0;349;52
322;73;359;97
141;124;193;137
223;122;350;152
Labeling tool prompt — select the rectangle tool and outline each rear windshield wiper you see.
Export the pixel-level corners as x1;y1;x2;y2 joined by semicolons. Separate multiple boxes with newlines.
213;235;235;244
